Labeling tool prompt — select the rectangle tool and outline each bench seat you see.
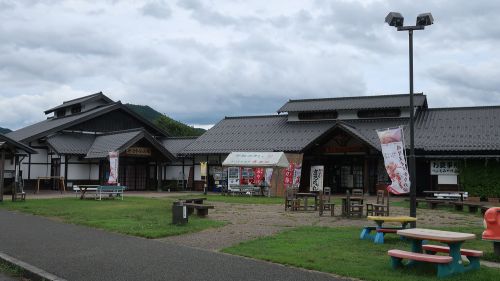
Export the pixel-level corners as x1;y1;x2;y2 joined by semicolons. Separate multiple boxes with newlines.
388;249;452;264
422;245;483;257
183;203;215;217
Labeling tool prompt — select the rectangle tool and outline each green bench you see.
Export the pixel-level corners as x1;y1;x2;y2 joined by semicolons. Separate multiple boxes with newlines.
96;185;126;200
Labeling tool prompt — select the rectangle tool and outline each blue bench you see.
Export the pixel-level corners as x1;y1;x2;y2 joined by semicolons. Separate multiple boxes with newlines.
96;185;126;200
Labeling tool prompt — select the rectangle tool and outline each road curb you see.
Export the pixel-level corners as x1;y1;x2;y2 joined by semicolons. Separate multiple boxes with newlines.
0;252;67;281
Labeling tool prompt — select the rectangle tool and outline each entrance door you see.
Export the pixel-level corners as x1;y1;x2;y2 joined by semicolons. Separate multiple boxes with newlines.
50;158;61;190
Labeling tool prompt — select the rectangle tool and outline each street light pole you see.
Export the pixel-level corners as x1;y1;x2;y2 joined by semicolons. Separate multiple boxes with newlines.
385;12;433;228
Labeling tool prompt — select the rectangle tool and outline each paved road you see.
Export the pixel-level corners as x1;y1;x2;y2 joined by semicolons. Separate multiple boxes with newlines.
0;210;345;281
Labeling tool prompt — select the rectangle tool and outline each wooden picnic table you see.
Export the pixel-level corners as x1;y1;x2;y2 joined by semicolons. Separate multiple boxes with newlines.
295;192;318;211
393;228;480;277
423;190;467;201
76;185;99;200
361;216;417;244
178;197;207;204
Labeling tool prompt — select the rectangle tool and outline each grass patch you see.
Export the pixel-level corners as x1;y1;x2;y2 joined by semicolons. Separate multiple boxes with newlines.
0;260;24;278
0;197;225;238
392;200;484;218
172;194;284;205
223;226;500;281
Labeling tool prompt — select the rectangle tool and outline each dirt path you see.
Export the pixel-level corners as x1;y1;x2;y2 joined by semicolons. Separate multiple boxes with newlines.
158;199;483;251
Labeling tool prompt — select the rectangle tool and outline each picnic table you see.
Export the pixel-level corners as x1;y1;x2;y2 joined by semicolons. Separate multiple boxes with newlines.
177;197;214;217
295;192;318;211
74;185;99;199
360;216;416;244
389;228;482;278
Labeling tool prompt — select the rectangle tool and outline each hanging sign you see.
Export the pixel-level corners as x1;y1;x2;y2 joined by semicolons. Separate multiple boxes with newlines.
254;168;264;185
108;151;119;185
265;168;273;186
293;163;302;187
126;147;151;156
376;127;410;194
200;162;207;177
283;163;295;185
430;161;458;175
310;165;324;192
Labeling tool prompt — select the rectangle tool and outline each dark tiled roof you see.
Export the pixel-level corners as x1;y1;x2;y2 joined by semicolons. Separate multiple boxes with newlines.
278;93;427;113
162;137;197;157
44;92;113;114
86;130;142;158
414;106;500;151
182;115;337;154
182;106;500;155
6;103;119;142
0;133;37;154
47;133;96;155
85;129;174;160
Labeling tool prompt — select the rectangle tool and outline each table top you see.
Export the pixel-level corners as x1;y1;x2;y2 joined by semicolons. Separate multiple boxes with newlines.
77;185;100;188
397;228;476;242
367;216;417;223
296;192;318;197
423;190;467;194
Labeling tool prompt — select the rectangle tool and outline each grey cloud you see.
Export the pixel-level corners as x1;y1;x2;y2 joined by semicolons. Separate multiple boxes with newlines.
141;0;172;20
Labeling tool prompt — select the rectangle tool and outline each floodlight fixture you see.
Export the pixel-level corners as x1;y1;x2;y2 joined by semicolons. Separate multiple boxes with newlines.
416;13;434;26
385;12;404;27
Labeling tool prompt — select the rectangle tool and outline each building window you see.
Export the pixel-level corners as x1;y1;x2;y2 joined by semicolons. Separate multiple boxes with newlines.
352;165;363;188
298;111;338;120
357;109;401;118
71;105;81;114
56;110;65;117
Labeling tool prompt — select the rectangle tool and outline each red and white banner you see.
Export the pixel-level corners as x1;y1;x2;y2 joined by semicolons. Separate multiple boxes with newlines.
377;127;410;194
108;151;119;185
293;163;302;187
254;168;264;185
283;163;295;185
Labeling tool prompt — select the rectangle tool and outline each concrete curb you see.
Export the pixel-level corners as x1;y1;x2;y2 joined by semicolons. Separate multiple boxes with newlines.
0;252;67;281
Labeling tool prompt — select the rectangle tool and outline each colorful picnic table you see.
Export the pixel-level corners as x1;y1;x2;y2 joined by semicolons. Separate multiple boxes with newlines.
391;228;480;278
360;216;417;244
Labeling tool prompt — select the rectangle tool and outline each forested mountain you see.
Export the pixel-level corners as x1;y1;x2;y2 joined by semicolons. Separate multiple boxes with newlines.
125;104;205;137
0;127;11;134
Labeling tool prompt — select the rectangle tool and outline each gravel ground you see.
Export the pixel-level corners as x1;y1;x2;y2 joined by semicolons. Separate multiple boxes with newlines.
158;197;484;251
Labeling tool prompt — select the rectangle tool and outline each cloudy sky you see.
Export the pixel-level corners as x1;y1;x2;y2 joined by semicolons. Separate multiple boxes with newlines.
1;0;499;130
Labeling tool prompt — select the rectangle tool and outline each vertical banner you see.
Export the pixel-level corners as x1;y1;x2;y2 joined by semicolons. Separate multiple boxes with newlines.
108;151;119;185
283;163;295;185
377;127;410;194
265;168;273;186
200;162;207;177
254;168;264;185
293;163;302;187
310;165;324;192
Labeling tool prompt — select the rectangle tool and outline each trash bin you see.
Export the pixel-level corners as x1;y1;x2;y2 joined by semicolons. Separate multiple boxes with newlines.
172;201;188;225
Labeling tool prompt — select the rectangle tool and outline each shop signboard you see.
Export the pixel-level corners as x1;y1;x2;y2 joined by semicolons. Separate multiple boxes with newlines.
430;161;458;175
126;147;151;157
310;165;324;192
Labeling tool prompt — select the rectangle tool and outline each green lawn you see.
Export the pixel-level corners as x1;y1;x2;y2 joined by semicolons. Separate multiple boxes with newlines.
223;226;500;281
0;197;225;238
175;194;284;205
0;260;23;279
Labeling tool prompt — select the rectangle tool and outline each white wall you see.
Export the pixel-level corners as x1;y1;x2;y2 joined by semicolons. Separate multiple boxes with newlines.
65;156;99;180
165;165;191;180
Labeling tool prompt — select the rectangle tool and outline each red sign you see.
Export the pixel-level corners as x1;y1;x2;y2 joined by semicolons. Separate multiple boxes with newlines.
254;168;264;185
283;163;295;185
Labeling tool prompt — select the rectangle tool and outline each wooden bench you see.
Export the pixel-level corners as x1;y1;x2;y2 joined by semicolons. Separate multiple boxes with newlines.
388;249;452;277
96;185;126;200
416;199;448;209
183;203;214;217
450;197;482;213
178;198;206;204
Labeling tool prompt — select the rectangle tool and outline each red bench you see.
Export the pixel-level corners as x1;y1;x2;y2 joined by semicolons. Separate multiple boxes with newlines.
422;244;483;257
377;228;398;233
388;249;452;264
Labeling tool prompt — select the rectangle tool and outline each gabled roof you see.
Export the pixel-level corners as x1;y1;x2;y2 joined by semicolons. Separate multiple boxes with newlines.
182;115;337;154
0;133;37;154
7;103;120;142
46;133;96;155
85;129;174;160
44;92;113;114
277;93;427;113
7;102;169;143
162;137;197;157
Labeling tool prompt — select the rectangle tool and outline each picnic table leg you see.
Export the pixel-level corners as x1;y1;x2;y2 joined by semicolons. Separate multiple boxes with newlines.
374;221;385;244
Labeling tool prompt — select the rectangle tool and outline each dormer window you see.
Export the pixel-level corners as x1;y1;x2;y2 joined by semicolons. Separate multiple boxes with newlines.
56;110;66;118
298;111;338;120
357;109;401;118
71;105;82;114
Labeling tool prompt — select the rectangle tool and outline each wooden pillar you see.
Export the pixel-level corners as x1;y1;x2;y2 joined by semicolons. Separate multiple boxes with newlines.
64;155;69;189
0;150;5;202
156;162;162;191
182;158;185;190
363;157;369;194
192;157;195;191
